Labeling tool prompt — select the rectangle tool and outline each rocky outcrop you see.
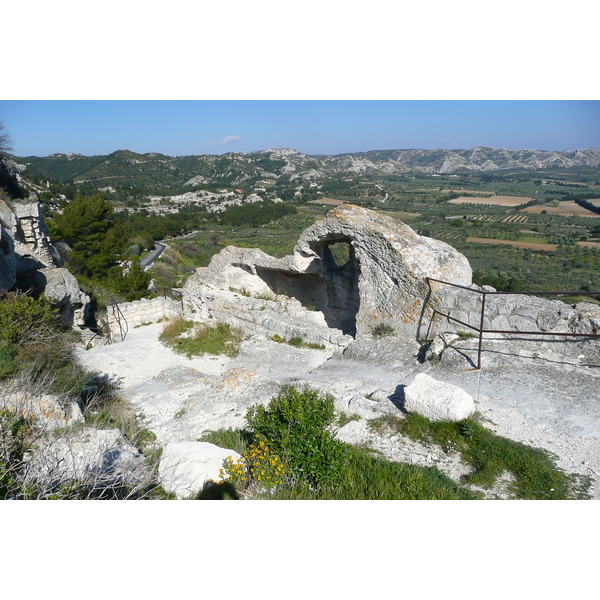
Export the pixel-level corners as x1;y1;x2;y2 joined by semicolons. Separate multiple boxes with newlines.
12;202;61;269
22;428;148;495
0;197;62;278
43;267;91;327
0;197;91;326
1;157;91;327
183;204;472;340
431;284;600;364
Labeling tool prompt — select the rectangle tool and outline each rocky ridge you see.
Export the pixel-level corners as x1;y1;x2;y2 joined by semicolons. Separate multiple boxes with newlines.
15;146;600;188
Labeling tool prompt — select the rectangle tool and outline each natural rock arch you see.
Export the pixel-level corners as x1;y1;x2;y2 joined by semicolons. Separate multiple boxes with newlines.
183;204;472;340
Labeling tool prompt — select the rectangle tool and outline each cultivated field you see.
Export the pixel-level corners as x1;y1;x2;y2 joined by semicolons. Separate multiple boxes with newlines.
309;197;347;206
378;210;421;221
467;237;558;251
441;189;494;195
521;201;600;218
449;195;533;207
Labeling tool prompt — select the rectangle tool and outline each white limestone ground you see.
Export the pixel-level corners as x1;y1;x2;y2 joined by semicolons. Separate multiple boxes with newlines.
76;320;600;500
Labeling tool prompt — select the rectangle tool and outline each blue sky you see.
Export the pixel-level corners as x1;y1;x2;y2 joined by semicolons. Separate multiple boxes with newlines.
1;100;598;157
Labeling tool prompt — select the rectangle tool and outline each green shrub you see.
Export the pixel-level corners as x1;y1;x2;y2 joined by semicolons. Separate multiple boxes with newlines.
0;342;17;380
199;428;252;456
245;386;349;490
0;292;75;381
0;409;34;499
371;323;395;338
0;292;61;345
218;438;287;492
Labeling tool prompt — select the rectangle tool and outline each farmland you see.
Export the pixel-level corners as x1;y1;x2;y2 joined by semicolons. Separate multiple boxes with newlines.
466;238;559;251
449;195;533;207
146;167;600;300
522;201;600;218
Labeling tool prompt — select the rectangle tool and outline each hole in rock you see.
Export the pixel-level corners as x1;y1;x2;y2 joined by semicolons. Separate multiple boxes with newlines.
255;237;360;336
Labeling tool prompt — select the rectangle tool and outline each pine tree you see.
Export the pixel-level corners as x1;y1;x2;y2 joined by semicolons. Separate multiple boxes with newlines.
52;194;128;279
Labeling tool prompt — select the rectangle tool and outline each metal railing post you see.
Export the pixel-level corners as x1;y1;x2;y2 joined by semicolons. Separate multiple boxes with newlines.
477;291;486;370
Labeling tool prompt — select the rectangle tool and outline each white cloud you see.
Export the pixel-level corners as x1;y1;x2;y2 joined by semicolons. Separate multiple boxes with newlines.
210;135;242;146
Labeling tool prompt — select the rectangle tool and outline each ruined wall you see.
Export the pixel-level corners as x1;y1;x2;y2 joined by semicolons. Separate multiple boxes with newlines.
107;296;182;342
183;285;352;348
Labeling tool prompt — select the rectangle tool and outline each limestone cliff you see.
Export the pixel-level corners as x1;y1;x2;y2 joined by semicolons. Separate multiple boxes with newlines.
0;156;90;326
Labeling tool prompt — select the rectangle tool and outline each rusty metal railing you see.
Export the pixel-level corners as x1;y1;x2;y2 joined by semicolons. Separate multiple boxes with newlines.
424;277;600;369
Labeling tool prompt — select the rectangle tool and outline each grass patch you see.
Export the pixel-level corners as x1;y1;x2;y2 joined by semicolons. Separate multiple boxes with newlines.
337;412;361;427
371;323;395;338
395;413;591;499
271;335;326;350
456;330;477;341
198;428;252;456
259;445;479;500
160;318;243;358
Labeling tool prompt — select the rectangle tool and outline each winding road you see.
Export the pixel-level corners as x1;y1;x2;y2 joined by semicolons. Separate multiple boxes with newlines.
140;242;167;270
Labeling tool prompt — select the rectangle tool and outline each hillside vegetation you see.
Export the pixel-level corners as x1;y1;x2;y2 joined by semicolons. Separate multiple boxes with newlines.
12;146;600;304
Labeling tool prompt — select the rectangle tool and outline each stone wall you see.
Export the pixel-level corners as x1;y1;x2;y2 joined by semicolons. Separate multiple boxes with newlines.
183;286;353;349
108;296;182;342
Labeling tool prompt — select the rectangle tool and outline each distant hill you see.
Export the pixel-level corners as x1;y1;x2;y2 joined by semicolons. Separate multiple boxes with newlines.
14;146;600;190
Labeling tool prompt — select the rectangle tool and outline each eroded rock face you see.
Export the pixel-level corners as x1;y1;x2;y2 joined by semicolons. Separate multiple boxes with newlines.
43;267;91;327
0;224;16;293
294;204;472;335
0;193;90;327
184;204;472;339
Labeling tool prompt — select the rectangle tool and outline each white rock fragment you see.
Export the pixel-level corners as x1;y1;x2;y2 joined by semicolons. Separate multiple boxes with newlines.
404;373;475;422
158;441;242;499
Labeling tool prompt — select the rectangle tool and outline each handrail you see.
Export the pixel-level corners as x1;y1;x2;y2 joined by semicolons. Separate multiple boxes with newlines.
109;287;183;342
424;278;600;369
111;298;129;342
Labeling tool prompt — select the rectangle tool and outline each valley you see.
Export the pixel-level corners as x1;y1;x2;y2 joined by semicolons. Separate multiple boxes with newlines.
15;146;600;299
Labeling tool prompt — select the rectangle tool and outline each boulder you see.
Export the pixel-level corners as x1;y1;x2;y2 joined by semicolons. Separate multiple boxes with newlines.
158;441;242;499
1;391;83;431
23;428;147;494
43;267;91;326
404;373;475;421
